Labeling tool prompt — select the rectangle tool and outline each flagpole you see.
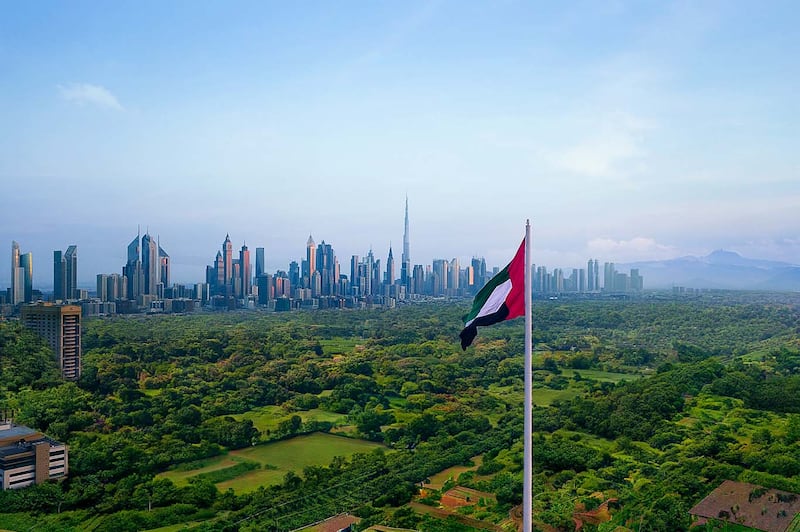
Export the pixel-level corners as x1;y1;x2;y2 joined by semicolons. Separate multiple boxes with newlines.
524;219;532;530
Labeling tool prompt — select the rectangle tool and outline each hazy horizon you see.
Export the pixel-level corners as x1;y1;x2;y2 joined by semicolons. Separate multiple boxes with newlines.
2;2;798;286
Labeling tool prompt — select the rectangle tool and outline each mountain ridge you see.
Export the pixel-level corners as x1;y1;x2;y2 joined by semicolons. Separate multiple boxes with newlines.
618;250;800;291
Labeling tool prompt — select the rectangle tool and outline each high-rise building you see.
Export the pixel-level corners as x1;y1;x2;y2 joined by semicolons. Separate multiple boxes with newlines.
96;274;108;301
471;257;487;293
449;258;459;292
213;251;224;294
53;245;77;301
141;233;159;296
593;260;599;292
159;243;170;289
412;264;424;294
21;303;81;380
288;261;300;290
401;197;411;293
316;240;335;295
255;247;265;279
20;252;33;303
385;245;395;286
305;235;316;287
64;246;77;299
587;259;595;292
53;251;65;301
630;269;643;292
364;248;374;296
10;241;24;305
222;234;233;288
124;230;143;300
432;259;449;296
603;262;616;292
350;255;360;296
239;244;251;297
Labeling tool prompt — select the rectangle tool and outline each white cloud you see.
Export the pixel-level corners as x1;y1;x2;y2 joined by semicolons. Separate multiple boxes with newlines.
586;236;676;262
552;112;651;179
58;83;123;110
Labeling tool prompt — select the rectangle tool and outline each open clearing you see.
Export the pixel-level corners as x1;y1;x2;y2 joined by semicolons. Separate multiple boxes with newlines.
161;433;384;494
227;407;347;433
559;368;641;383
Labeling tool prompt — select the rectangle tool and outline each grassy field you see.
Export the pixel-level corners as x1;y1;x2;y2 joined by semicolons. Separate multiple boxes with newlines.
227;407;347;433
161;433;385;494
144;521;208;531
318;337;362;355
559;368;641;383
488;369;640;407
158;455;244;486
423;455;484;489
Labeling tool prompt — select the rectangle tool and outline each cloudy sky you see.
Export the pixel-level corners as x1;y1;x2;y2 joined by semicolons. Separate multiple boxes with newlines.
1;1;798;287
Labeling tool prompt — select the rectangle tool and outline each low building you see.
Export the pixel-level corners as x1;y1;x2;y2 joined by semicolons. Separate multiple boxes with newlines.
0;422;68;490
690;480;800;532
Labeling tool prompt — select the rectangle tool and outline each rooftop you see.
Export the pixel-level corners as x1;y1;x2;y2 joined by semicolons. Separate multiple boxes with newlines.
690;480;800;532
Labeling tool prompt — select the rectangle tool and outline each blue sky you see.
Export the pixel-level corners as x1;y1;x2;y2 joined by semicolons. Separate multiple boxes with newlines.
1;1;798;286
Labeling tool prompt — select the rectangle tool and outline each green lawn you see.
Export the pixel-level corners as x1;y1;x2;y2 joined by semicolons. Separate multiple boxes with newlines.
161;433;385;494
532;387;581;406
560;368;641;383
318;337;362;354
158;455;243;486
423;455;484;489
226;407;347;433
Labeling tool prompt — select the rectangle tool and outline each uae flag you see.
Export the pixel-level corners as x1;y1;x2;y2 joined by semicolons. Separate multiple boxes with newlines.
460;238;526;350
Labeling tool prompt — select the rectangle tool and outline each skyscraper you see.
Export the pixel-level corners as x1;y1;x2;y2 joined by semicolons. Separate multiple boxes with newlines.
316;240;335;295
159;242;170;289
386;245;395;286
141;233;159;296
449;258;459;292
124;229;144;300
471;257;487;292
96;274;109;302
306;235;316;284
20;252;33;303
401;197;411;293
10;241;24;305
223;234;233;288
239;243;251;297
53;251;65;301
64;245;77;299
350;255;359;296
603;262;616;292
432;259;449;296
255;247;265;279
364;248;374;296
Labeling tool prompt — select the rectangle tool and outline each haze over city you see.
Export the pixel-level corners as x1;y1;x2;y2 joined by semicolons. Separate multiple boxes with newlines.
2;1;798;286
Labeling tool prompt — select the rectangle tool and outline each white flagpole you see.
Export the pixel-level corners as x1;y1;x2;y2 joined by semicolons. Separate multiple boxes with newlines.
524;219;533;530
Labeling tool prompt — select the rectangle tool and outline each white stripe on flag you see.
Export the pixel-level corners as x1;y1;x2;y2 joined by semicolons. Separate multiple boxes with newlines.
464;279;513;327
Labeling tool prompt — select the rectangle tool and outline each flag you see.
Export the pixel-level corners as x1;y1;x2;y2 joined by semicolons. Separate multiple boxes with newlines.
460;238;526;350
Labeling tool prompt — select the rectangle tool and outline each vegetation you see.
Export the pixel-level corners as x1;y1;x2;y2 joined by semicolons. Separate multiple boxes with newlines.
0;292;798;530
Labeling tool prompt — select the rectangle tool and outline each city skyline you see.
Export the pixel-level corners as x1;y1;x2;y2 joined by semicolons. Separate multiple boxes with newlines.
2;223;797;291
2;3;799;284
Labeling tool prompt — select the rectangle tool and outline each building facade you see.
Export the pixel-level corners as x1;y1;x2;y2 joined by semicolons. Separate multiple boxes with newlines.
0;422;68;490
20;303;82;380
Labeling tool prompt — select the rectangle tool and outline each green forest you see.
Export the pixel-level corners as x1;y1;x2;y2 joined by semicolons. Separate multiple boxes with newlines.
1;292;800;531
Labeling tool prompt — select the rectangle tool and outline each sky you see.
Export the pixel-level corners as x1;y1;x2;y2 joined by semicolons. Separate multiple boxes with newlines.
1;1;798;287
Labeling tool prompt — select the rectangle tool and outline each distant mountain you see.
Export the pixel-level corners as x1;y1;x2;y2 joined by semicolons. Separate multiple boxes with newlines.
620;250;800;291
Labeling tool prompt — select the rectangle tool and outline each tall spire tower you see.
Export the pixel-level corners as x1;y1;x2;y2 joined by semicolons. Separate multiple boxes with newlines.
401;196;411;293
